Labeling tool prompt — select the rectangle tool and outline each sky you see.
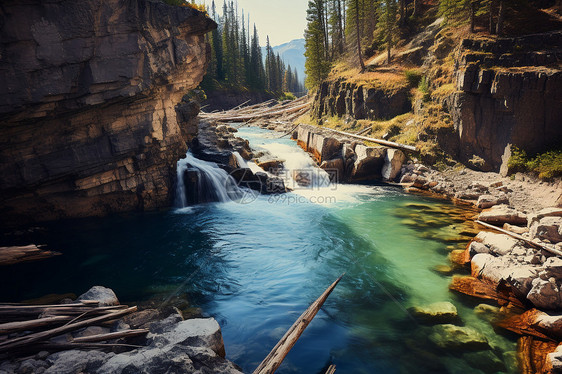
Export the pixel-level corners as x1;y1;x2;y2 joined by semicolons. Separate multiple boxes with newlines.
205;0;308;46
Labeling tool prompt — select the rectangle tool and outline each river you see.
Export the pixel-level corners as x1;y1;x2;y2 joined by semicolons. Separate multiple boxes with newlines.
1;127;518;373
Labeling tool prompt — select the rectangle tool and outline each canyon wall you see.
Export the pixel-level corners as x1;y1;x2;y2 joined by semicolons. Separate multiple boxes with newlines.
449;31;562;172
312;79;412;121
0;0;216;225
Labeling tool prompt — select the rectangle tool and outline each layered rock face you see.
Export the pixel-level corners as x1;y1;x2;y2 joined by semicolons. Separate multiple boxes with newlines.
449;31;562;172
0;0;216;225
312;79;411;121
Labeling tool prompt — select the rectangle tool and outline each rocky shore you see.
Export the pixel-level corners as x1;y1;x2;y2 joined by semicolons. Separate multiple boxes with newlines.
0;286;242;374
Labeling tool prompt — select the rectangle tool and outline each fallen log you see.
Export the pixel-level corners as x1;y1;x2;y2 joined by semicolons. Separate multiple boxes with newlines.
0;306;137;353
252;274;344;374
206;103;310;123
72;328;149;343
475;220;562;257
318;127;417;152
0;245;61;266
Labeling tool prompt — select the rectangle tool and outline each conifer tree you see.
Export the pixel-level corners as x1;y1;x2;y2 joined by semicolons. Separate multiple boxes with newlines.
305;0;331;89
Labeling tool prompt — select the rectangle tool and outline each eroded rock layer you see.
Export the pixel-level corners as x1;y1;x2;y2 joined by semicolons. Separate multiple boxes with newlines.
450;31;562;172
0;0;216;225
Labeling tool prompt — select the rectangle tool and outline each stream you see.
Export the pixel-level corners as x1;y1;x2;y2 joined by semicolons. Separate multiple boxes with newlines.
1;127;518;373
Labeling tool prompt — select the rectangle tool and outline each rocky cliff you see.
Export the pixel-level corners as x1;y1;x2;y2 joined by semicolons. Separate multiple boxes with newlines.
0;0;216;226
448;31;562;172
312;79;412;121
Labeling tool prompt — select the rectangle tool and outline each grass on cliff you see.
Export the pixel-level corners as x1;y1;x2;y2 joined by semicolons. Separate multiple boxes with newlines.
509;147;562;180
328;62;409;92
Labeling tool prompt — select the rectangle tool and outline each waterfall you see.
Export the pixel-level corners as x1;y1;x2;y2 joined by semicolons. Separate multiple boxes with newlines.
175;152;243;207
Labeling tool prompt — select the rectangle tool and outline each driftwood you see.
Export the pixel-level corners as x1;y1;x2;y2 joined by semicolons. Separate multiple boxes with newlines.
72;328;148;343
252;275;344;374
325;364;336;374
318;127;418;152
201;96;310;124
0;306;137;353
0;245;61;266
0;315;73;334
475;220;562;257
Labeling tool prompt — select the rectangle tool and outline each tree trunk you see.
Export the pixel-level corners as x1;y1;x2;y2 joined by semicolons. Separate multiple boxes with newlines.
355;0;365;72
496;0;505;36
470;1;477;33
337;0;344;55
489;0;497;34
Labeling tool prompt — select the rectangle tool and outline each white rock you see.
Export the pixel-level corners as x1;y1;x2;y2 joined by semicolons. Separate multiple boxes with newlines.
78;286;119;306
477;194;509;209
474;231;521;256
382;149;406;181
545;345;562;373
478;205;527;226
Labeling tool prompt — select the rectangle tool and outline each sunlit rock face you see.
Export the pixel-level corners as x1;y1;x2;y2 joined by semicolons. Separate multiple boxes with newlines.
0;0;216;225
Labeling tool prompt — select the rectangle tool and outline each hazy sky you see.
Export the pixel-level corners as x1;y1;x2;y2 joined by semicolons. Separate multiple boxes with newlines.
206;0;308;46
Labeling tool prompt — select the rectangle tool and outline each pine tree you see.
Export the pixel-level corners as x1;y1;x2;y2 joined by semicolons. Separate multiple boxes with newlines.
305;0;332;89
346;0;366;71
377;0;398;64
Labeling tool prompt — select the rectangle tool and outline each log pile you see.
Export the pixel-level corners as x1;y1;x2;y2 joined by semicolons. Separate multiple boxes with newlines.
200;96;310;124
0;300;144;359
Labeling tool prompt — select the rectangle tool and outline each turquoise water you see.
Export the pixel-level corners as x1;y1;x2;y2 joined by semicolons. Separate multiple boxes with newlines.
0;127;518;373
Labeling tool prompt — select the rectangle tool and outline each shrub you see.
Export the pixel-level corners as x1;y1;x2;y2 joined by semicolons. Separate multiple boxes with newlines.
508;146;562;180
278;92;296;101
418;76;431;102
404;69;422;87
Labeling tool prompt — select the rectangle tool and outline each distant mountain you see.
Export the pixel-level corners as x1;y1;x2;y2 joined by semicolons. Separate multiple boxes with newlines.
262;39;305;84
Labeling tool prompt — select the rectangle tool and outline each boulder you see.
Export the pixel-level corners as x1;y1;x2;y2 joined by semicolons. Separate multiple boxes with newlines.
429;324;490;351
473;231;523;256
45;350;112;374
529;216;562;244
350;145;386;181
527;278;562;310
478;205;528;226
78;286;119;306
382;149;406;181
96;317;243;374
544;257;562;279
476;194;509;209
320;158;345;183
528;208;562;226
471;254;540;295
408;302;459;324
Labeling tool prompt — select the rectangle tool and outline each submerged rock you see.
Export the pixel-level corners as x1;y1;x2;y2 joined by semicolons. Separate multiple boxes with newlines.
464;350;506;374
474;304;503;324
429;324;489;351
409;302;459;324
